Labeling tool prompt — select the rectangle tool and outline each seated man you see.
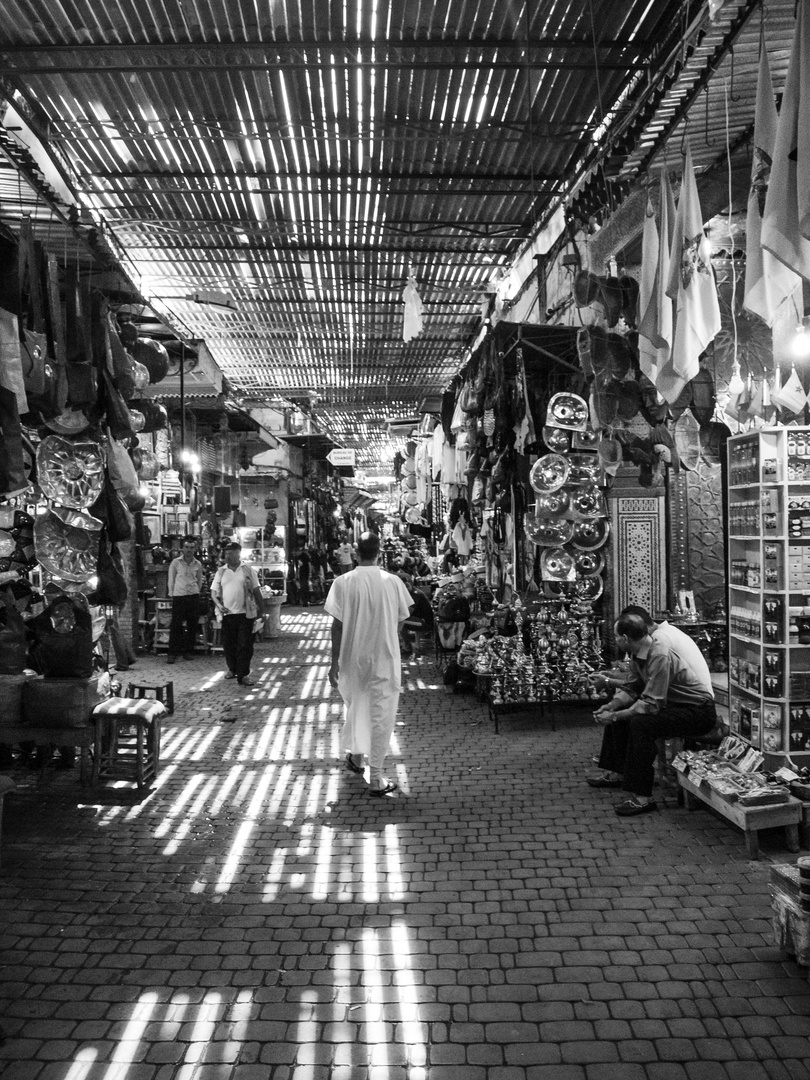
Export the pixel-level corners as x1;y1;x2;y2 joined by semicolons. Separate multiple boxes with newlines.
588;609;717;817
396;573;434;656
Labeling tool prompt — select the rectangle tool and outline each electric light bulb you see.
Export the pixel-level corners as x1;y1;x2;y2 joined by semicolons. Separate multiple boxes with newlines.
791;324;810;361
728;365;744;395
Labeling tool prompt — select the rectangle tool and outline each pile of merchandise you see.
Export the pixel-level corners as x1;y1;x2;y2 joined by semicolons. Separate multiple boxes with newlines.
457;598;605;705
673;735;808;807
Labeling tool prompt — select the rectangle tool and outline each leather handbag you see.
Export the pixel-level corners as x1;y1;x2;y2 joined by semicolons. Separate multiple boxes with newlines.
88;475;132;543
64;264;98;406
28;593;94;679
87;530;128;607
0;587;29;675
17;218;62;420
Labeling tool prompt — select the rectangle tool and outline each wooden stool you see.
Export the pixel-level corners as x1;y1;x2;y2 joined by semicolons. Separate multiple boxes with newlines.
91;698;165;791
126;679;174;716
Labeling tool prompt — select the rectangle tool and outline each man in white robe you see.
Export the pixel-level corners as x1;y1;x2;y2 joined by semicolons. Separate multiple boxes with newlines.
325;531;413;796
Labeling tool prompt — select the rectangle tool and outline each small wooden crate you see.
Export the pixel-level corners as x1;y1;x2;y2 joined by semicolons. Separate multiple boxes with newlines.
126;679;174;716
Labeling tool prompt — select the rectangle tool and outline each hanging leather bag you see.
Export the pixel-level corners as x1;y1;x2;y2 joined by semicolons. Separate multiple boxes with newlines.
88;474;133;543
28;592;94;679
44;251;70;414
64;264;98;406
87;529;128;607
17;216;54;417
0;586;29;674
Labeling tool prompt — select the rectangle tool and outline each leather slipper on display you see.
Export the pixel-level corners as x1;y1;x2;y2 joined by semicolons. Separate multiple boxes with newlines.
615;798;658;816
345;753;364;774
369;781;398;797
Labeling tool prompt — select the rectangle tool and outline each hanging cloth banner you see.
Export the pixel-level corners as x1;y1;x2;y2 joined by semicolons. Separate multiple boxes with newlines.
761;0;810;280
402;271;424;342
661;141;721;404
745;39;801;323
638;170;675;387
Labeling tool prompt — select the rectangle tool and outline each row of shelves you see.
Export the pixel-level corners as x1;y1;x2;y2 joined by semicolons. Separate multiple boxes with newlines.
728;428;810;756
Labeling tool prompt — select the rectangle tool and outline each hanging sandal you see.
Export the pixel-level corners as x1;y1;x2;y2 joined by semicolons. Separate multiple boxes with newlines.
369;781;398;797
345;753;364;774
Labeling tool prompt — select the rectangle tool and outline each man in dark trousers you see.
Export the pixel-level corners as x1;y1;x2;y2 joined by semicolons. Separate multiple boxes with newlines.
587;609;717;816
166;538;203;664
211;542;264;686
297;546;311;607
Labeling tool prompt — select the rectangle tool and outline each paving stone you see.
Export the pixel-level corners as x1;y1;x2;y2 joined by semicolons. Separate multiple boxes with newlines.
0;618;805;1080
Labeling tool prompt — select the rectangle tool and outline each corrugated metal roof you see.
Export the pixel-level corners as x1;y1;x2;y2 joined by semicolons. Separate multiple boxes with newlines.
0;0;792;465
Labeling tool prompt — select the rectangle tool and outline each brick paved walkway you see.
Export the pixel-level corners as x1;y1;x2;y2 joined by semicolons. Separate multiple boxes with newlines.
1;606;809;1080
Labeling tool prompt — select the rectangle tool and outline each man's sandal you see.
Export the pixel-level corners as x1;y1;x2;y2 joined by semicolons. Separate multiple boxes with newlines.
369;781;398;797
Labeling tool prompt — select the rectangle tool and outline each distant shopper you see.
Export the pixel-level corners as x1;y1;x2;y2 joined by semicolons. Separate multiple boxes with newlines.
211;542;265;686
333;538;354;575
297;547;311;607
325;531;413;796
166;539;203;664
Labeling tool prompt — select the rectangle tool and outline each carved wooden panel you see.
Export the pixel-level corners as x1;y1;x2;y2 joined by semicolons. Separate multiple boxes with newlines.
686;460;726;614
610;496;667;615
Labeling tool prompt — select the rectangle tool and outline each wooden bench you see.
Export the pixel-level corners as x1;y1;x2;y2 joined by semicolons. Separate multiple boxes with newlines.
677;771;802;859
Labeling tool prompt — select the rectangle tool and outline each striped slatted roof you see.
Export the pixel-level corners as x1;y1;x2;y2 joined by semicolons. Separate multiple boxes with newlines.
0;0;792;465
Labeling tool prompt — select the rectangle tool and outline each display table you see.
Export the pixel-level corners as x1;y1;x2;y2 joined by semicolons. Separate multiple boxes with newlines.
677;771;802;859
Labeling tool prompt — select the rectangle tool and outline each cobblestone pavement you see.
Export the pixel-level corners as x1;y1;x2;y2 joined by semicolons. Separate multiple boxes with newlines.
1;606;809;1080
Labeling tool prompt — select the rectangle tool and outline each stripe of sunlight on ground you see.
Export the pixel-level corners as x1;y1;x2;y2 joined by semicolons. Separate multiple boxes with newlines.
55;991;266;1080
188;765;285;894
161;774;219;856
214;763;277;892
300;661;332;698
77;763;178;825
303;925;427;1076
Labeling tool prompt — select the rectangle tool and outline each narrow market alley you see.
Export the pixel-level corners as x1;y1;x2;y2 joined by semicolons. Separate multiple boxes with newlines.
1;609;809;1080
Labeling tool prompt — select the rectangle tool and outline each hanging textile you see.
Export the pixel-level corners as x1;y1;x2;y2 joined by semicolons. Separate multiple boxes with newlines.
402;272;424;342
745;40;801;323
662;142;721;403
761;1;810;281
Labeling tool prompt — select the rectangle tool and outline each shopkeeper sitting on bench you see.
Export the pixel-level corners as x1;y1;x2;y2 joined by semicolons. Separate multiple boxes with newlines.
395;572;434;656
587;610;717;817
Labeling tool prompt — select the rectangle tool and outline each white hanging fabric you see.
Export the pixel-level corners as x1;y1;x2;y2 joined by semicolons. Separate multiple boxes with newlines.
402;271;424;342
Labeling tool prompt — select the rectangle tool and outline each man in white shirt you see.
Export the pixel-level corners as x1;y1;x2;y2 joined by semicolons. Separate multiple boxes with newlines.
211;542;264;686
333;539;354;574
325;531;413;796
166;539;203;664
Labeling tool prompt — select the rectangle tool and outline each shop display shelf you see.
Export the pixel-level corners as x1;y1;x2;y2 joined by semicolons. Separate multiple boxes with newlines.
729;680;760;697
728;427;810;759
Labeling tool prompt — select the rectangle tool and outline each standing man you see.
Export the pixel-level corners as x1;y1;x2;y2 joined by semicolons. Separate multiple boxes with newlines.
333;537;354;575
297;546;311;607
166;538;203;665
588;610;717;816
211;541;264;686
325;531;413;796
